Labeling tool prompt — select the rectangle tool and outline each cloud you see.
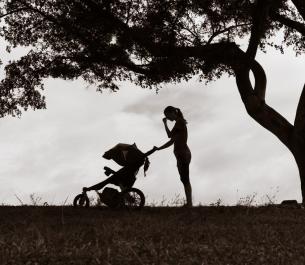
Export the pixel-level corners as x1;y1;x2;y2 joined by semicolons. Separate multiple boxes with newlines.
123;79;219;124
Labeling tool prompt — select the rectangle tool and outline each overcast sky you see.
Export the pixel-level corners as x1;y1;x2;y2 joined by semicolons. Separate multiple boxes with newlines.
1;38;305;206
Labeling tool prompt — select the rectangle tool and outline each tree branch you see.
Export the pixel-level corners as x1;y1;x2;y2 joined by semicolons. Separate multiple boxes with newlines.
291;0;305;21
270;11;305;35
246;0;273;59
207;23;252;44
0;7;29;19
294;83;305;137
234;62;293;149
251;60;266;101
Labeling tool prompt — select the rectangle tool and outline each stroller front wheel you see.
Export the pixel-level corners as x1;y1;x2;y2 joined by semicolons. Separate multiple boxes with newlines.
120;188;145;210
73;193;90;208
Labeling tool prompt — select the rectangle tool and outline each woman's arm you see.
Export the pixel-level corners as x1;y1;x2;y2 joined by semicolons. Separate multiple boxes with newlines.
156;139;174;151
163;118;172;138
144;146;158;156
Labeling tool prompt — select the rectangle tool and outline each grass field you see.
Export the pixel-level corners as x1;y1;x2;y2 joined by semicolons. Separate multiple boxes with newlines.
1;205;305;265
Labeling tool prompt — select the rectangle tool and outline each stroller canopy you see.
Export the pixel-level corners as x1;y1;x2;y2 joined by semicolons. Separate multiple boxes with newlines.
103;143;145;167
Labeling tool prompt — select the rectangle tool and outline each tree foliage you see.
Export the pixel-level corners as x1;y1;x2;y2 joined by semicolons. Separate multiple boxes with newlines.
0;0;304;117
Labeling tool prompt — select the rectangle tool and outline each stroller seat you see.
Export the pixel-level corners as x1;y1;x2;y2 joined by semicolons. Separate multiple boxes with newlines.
84;143;149;192
104;165;139;189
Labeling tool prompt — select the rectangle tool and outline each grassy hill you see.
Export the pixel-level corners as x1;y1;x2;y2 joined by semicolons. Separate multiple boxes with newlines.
0;205;305;265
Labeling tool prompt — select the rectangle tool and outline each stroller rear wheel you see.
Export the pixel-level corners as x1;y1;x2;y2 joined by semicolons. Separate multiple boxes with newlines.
73;193;90;207
120;188;145;210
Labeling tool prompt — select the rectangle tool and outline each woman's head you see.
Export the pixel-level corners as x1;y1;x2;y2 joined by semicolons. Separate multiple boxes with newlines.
164;106;187;123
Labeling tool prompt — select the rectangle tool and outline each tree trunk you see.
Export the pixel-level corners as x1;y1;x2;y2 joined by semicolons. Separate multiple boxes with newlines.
293;84;305;203
233;60;294;149
232;56;305;201
293;141;305;203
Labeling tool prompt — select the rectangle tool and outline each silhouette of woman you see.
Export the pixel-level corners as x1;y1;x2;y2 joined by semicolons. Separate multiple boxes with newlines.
154;106;192;207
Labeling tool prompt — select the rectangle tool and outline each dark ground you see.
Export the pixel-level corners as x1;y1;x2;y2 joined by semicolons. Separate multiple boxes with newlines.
0;205;305;265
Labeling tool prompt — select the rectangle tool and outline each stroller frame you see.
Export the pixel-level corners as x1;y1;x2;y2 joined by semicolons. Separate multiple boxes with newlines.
73;144;155;209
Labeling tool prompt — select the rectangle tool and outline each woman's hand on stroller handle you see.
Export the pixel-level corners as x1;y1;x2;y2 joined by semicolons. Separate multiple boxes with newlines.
144;146;159;156
150;146;159;153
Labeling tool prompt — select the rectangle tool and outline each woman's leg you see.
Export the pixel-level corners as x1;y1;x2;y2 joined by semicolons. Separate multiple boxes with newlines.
177;160;192;207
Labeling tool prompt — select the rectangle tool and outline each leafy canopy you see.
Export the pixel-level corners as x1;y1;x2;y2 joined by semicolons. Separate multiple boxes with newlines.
0;0;304;117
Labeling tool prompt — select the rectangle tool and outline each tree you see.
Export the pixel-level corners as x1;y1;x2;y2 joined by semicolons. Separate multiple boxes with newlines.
1;0;305;201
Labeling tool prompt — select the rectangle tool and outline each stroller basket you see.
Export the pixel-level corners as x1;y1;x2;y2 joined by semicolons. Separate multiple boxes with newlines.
99;187;120;207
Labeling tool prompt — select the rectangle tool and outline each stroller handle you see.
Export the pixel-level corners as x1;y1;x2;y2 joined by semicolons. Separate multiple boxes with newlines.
144;147;157;157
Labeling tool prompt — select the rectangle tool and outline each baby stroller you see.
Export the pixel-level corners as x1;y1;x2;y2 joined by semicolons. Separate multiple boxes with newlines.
73;143;155;210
